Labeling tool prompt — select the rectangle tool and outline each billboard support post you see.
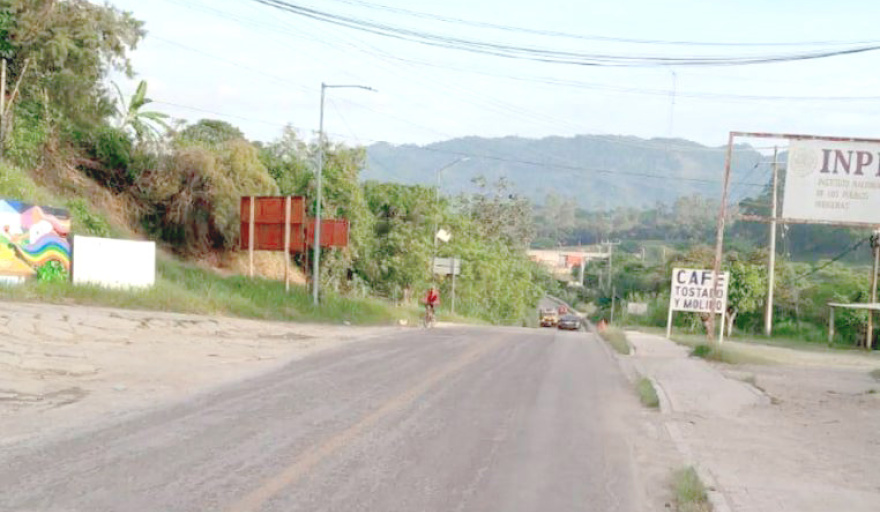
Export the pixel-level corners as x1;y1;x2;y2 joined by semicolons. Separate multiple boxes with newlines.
710;132;735;345
248;195;255;278
869;231;880;349
765;147;779;336
284;195;291;292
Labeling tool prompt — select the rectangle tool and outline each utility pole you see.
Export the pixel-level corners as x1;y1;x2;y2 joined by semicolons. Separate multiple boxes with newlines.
869;230;880;349
431;157;469;283
604;240;620;293
709;132;735;344
312;83;374;305
610;285;616;325
764;147;779;336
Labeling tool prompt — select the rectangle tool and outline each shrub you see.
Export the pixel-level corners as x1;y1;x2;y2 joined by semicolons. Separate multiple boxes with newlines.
66;198;112;237
36;260;68;283
136;140;278;252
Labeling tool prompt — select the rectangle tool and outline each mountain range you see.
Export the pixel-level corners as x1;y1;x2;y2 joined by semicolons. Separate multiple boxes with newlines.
364;135;766;208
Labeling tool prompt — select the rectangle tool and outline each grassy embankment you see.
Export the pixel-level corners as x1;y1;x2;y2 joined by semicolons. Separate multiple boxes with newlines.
0;163;426;325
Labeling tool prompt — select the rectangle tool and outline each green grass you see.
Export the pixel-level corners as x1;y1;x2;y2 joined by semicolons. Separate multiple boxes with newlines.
672;466;712;512
0;255;421;326
637;377;660;408
685;341;771;365
600;326;631;355
0;162;58;205
870;369;880;381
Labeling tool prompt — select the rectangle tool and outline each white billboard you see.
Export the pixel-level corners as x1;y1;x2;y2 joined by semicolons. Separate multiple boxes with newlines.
72;236;156;289
669;268;729;314
783;139;880;225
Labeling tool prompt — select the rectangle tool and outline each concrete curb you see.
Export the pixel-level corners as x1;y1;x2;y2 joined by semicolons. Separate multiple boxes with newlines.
620;333;736;512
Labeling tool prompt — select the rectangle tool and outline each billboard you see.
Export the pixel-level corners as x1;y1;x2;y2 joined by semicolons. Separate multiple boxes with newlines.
0;199;71;281
783;139;880;225
239;196;348;252
669;268;729;314
72;236;156;289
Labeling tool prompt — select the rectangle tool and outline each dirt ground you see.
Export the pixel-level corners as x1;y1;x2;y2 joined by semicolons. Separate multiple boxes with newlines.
626;331;880;512
0;302;401;446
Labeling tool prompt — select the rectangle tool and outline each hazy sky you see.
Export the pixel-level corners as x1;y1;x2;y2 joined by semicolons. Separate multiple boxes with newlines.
108;0;880;148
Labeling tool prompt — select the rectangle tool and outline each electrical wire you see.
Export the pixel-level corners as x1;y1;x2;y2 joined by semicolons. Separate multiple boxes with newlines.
248;0;880;67
796;237;871;278
321;0;880;48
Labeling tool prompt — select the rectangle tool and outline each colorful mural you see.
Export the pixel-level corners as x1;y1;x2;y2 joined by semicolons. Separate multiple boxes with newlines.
0;199;71;279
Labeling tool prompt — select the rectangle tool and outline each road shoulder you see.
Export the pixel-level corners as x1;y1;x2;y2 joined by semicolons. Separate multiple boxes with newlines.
622;330;880;512
0;301;402;447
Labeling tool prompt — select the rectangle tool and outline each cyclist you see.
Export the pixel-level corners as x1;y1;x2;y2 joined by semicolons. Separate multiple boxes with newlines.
422;286;440;325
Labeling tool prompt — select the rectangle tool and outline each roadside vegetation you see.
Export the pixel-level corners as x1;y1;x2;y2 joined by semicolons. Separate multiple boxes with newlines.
599;326;631;355
637;377;659;408
0;1;550;325
0;255;421;325
870;369;880;381
672;466;712;512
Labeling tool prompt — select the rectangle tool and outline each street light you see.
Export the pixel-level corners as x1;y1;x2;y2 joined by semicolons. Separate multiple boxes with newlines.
313;82;375;305
431;157;470;281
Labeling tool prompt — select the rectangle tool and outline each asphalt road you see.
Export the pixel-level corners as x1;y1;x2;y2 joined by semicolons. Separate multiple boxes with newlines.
1;326;643;512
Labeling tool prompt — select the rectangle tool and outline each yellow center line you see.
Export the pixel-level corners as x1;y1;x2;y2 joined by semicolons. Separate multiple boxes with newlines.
226;338;502;512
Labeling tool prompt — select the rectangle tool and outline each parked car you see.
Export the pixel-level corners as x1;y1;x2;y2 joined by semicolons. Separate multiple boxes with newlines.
540;308;559;327
557;313;582;331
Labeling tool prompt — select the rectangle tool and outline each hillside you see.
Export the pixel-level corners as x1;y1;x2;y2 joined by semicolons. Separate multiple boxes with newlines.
365;135;764;207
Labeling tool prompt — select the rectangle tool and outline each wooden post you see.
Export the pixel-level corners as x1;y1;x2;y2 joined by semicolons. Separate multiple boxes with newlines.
248;195;255;278
868;231;880;349
828;306;835;347
284;196;291;292
709;132;735;344
451;257;456;315
764;147;779;337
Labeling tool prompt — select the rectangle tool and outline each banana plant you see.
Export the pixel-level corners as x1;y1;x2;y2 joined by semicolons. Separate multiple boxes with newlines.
113;80;170;142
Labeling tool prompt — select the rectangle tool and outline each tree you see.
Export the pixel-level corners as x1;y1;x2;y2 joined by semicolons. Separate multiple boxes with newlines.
177;119;245;147
458;177;535;249
0;0;144;130
113;80;169;142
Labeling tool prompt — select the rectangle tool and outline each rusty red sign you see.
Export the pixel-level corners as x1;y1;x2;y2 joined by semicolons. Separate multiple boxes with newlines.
240;196;349;252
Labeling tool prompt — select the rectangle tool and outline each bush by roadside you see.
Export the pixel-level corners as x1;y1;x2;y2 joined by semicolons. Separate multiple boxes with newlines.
637;377;659;408
599;326;631;355
672;466;712;512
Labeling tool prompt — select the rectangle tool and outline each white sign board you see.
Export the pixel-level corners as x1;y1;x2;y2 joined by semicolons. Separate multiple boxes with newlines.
627;302;648;315
783;139;880;225
669;268;729;314
433;257;461;276
72;236;156;289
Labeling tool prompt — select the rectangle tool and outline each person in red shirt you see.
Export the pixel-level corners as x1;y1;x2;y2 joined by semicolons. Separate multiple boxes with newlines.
424;286;440;314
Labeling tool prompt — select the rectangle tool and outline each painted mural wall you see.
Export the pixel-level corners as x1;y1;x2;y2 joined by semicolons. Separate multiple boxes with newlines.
0;199;71;280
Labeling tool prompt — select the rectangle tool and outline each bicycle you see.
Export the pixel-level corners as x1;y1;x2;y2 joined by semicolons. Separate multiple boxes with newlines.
422;305;437;328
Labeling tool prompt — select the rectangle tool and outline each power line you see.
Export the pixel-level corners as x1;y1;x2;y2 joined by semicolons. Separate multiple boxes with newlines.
321;0;880;49
797;237;871;278
248;0;880;67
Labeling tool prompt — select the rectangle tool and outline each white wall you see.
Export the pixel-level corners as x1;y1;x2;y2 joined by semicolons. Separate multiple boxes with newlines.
72;236;155;289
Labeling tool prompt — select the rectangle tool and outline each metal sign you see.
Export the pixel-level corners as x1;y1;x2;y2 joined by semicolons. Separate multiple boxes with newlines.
239;196;348;252
669;268;729;314
783;139;880;226
627;302;648;315
433;257;461;276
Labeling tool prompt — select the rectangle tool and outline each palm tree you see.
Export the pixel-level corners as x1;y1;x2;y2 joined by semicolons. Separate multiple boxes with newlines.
113;80;170;142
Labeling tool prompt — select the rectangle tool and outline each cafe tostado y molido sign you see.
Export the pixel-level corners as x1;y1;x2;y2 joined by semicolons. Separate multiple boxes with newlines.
783;140;880;225
669;268;730;314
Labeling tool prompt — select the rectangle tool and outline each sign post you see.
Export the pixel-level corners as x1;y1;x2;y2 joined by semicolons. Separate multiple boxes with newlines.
667;268;730;343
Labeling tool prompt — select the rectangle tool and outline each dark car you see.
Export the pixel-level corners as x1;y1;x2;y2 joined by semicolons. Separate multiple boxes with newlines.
557;313;582;330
